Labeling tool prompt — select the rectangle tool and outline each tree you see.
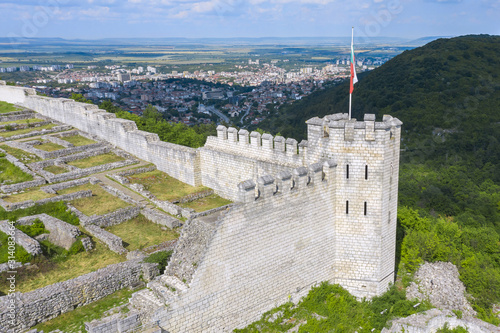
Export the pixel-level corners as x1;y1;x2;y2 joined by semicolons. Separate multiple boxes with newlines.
70;93;92;104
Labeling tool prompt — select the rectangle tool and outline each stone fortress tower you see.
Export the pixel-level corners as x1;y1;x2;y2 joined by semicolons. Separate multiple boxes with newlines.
0;82;402;332
305;113;402;296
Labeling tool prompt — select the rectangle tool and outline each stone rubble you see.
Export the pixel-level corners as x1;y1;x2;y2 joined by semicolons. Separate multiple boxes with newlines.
406;261;477;318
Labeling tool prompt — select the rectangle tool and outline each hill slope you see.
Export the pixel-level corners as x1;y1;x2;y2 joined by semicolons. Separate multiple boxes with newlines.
252;34;500;327
260;34;500;221
261;35;500;155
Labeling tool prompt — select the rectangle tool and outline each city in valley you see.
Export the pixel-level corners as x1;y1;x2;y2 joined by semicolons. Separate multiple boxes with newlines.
0;37;420;128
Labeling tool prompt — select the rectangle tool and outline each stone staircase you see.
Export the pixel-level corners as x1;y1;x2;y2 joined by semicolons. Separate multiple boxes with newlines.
130;216;220;327
129;275;188;322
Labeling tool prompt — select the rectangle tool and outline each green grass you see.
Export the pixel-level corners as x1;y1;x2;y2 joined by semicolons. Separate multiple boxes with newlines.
33;287;139;333
0;118;44;125
62;134;97;146
236;282;433;333
127;170;208;202
16;219;48;237
0;144;42;163
105;214;179;251
0;241;124;294
36;142;65;152
179;194;232;212
0;124;56;138
0;201;80;226
43;165;67;174
0;101;21;114
58;184;131;216
0;230;32;265
67;153;125;169
0;158;33;184
2;189;54;203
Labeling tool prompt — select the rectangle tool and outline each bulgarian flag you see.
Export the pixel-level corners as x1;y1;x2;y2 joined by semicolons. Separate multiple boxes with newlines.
350;29;358;94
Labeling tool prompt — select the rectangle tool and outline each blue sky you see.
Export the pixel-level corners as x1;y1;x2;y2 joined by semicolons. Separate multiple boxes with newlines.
0;0;498;39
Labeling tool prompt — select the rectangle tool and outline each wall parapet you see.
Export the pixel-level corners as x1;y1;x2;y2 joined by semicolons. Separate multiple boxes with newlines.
306;113;402;144
238;159;337;203
208;125;306;164
0;84;201;187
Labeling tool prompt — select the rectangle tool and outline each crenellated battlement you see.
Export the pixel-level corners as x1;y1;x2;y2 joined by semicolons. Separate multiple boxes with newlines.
237;159;337;203
203;125;306;165
306;113;402;144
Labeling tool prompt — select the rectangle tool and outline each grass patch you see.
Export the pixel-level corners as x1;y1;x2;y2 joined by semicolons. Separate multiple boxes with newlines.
179;194;232;212
0;124;56;138
0;201;79;226
0;241;124;294
2;189;54;203
33;287;139;333
0;118;44;125
0;144;42;163
36;142;65;152
0;101;21;113
43;165;67;174
59;184;130;216
0;230;32;264
62;134;97;147
236;282;433;333
17;219;49;237
105;215;179;251
127;170;208;202
0;157;33;184
67;153;125;169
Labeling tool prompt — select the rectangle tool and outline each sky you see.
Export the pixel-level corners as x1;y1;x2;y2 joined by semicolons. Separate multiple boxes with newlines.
0;0;498;40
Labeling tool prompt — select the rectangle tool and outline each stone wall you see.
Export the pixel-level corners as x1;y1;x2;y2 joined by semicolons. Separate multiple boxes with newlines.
84;224;127;254
155;166;340;332
0;190;92;211
88;206;141;228
0;125;72;143
40;176;100;194
109;165;156;185
200;135;303;201
0;150;46;194
141;208;182;229
85;311;142;333
0;84;201;187
0;220;42;256
0;259;159;332
0;120;52;132
8;139;104;159
99;183;141;206
0;111;36;122
29;147;139;184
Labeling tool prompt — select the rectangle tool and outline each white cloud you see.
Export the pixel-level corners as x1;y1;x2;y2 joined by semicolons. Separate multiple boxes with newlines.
80;6;111;17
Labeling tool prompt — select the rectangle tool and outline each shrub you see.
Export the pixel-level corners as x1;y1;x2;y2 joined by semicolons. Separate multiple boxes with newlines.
144;250;173;272
436;323;469;332
16;219;48;237
68;240;84;255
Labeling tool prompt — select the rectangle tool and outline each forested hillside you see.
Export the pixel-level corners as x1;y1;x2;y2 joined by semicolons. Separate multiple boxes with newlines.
250;35;500;328
259;34;500;231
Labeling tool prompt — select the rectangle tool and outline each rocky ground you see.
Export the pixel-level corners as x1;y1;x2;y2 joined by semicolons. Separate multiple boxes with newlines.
383;262;500;333
406;261;476;318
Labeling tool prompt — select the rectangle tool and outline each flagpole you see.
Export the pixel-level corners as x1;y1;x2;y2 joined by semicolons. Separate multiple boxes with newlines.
349;26;353;120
